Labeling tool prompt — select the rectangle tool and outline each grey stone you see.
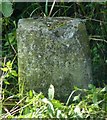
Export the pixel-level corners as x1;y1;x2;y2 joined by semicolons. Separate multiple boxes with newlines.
17;17;92;101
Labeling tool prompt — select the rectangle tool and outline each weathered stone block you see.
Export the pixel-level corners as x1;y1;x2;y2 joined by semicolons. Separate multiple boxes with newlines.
17;17;92;101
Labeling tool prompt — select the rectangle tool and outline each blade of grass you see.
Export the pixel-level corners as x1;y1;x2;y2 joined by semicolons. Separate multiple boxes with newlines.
45;0;48;16
52;9;61;17
30;6;42;17
66;90;76;106
48;0;57;17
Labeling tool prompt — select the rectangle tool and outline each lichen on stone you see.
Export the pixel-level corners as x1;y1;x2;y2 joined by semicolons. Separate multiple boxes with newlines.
17;17;92;101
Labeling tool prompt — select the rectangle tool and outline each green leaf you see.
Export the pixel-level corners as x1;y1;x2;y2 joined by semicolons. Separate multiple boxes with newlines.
4;80;10;85
42;97;55;115
52;99;64;109
1;0;13;17
29;90;33;98
88;84;96;90
1;67;8;72
101;86;107;92
42;98;49;104
47;101;55;117
23;107;30;115
48;84;55;100
11;70;17;76
56;110;61;118
6;61;12;68
73;94;80;102
93;93;98;105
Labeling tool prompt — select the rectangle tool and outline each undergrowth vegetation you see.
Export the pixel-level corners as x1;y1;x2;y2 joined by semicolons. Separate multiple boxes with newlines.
1;84;107;118
0;1;107;119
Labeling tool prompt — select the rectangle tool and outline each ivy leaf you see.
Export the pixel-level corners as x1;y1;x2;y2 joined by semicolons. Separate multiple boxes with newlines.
1;0;13;17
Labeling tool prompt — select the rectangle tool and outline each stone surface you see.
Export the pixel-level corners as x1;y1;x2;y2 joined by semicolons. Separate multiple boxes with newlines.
17;17;92;101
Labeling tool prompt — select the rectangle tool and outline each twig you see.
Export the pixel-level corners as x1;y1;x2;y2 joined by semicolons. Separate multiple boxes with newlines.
10;96;26;113
52;9;61;17
89;37;107;44
48;0;57;17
